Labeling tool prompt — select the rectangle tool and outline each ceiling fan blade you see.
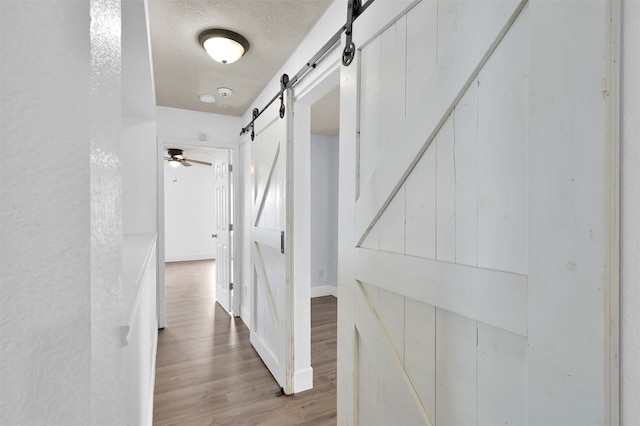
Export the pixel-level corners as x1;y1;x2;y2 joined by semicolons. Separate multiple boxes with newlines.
184;158;212;166
181;160;192;167
164;157;171;160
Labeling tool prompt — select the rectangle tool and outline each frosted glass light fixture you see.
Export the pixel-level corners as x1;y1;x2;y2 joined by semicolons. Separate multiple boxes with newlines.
168;159;181;168
199;94;216;103
198;29;250;64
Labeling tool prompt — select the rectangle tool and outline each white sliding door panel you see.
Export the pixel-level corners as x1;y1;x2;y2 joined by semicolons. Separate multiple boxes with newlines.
339;0;618;424
250;91;293;393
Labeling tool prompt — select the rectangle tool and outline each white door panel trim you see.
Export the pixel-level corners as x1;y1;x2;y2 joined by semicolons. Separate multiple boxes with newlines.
356;248;528;337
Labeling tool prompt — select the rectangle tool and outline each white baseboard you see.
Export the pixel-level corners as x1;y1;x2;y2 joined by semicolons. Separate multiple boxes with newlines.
293;366;314;393
310;285;338;298
240;306;250;327
165;254;215;262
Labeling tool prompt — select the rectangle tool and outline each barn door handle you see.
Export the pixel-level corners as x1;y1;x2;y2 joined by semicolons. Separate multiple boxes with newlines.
281;231;285;254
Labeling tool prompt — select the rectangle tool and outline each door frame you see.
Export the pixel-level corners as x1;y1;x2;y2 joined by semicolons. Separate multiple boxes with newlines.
287;49;341;393
157;138;240;327
299;64;341;300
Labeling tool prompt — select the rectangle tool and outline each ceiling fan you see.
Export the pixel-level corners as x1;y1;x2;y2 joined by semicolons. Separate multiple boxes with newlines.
165;148;212;168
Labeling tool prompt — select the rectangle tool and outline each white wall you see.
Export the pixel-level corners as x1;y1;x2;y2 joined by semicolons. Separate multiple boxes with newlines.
1;2;94;423
163;152;223;262
156;106;241;142
123;118;157;234
1;1;158;424
0;1;160;424
310;134;339;297
120;2;159;424
621;0;640;422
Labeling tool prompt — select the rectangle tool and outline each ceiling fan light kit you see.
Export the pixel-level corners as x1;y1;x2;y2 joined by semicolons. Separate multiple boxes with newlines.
198;29;250;65
165;148;212;168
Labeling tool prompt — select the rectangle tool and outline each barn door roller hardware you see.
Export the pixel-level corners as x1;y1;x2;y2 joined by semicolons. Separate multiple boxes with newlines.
342;0;361;66
240;0;374;138
279;74;289;118
250;108;259;141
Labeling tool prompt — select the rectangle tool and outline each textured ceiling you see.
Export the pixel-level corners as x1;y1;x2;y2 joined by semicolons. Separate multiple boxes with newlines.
149;0;334;116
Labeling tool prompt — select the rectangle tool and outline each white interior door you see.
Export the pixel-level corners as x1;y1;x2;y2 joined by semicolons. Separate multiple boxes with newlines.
250;90;293;393
338;0;618;424
215;151;232;314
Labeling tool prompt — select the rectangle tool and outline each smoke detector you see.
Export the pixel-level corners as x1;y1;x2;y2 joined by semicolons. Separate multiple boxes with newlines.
217;87;233;98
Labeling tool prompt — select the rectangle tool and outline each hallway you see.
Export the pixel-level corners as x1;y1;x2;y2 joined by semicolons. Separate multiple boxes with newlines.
153;260;337;425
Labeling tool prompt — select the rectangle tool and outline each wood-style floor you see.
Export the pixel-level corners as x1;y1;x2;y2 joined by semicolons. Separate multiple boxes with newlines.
153;260;337;426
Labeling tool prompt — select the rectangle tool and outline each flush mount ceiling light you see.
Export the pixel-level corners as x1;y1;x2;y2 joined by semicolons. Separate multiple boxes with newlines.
199;94;216;103
198;29;250;65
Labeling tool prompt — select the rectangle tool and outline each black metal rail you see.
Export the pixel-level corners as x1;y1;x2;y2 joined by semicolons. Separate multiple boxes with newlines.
240;0;374;139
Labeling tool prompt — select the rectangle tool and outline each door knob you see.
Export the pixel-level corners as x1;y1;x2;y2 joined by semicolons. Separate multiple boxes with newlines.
212;234;218;238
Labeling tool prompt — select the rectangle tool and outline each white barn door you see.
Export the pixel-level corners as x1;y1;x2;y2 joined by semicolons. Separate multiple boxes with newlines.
338;0;618;424
251;90;294;393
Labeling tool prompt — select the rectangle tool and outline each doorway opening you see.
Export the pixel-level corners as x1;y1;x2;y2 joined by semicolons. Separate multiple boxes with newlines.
162;144;235;316
309;85;340;299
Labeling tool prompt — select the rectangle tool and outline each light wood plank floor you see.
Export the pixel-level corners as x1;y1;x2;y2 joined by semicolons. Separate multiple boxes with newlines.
154;260;337;426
